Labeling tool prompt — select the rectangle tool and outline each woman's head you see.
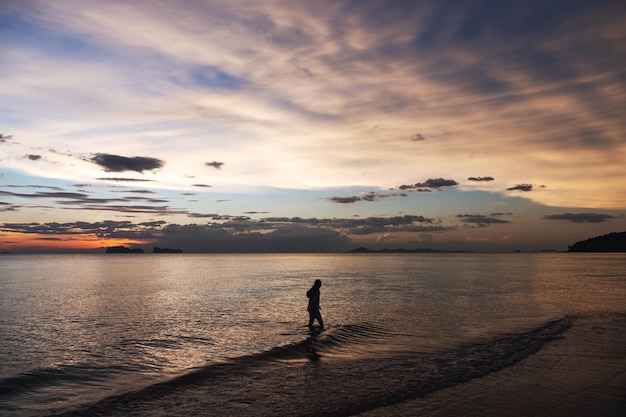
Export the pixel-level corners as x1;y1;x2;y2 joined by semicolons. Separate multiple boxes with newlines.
314;279;322;288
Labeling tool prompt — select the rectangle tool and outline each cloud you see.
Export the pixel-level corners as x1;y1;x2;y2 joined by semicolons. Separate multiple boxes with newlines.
90;153;164;173
0;190;90;200
192;184;212;188
410;133;425;142
0;187;189;216
187;212;220;218
111;189;156;194
0;134;14;144
328;191;404;204
506;184;533;192
399;178;458;191
0;202;19;212
468;176;494;182
457;214;512;228
205;161;225;169
25;154;42;161
0;221;167;244
329;196;361;204
543;213;618;223
2;185;65;191
95;178;154;182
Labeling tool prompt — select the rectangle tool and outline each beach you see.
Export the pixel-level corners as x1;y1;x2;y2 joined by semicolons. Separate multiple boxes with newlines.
357;314;626;417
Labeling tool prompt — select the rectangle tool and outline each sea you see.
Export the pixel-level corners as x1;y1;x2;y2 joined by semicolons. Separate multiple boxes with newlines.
0;253;624;417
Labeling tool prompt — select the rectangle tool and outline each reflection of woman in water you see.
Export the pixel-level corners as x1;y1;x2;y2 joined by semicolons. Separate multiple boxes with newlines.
306;279;324;328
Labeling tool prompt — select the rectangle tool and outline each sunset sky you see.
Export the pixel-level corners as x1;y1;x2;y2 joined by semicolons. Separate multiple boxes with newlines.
1;0;625;253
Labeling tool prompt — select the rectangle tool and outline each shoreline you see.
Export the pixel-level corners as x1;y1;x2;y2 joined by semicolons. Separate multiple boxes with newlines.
356;313;626;417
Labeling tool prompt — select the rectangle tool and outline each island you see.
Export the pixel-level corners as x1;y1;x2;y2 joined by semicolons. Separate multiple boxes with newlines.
346;247;465;253
152;247;183;253
106;246;144;253
568;231;626;252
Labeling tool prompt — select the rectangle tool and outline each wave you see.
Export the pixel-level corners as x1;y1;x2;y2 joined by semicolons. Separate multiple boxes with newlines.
44;317;573;417
0;363;132;398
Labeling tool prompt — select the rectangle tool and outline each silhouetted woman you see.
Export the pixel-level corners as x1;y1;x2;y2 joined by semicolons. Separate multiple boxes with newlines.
306;279;324;329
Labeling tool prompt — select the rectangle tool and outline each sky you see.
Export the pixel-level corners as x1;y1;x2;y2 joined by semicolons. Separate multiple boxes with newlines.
1;0;625;253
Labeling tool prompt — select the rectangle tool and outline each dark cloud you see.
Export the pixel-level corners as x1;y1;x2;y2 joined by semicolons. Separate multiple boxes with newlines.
205;161;225;169
543;213;618;223
62;204;187;215
0;189;168;205
0;134;13;144
410;133;426;142
329;196;361;204
328;191;406;204
506;184;533;192
457;214;511;228
0;220;164;241
0;202;18;212
0;188;189;216
0;190;89;199
188;212;220;218
91;153;164;173
192;184;212;188
25;154;42;161
397;186;432;192
399;178;458;191
468;176;495;182
111;189;157;194
2;185;64;191
96;177;154;182
156;214;447;252
0;213;455;252
121;196;169;203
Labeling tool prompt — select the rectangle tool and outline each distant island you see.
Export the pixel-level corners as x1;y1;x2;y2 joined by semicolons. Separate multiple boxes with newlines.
568;232;626;252
106;246;144;254
346;247;466;254
153;247;183;253
105;246;183;253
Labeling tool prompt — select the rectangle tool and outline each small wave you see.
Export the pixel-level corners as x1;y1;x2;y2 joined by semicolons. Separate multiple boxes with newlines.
0;363;133;399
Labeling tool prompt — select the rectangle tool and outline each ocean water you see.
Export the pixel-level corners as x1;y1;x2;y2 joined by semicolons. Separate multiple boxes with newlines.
0;253;624;416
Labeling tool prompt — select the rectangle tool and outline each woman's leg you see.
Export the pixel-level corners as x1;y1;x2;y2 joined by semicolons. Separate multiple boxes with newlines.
315;311;324;328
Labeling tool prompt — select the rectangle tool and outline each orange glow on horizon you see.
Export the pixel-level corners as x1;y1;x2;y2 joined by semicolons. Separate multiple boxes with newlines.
0;232;151;253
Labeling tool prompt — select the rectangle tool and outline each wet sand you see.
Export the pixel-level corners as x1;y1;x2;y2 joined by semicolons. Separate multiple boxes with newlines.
357;314;626;417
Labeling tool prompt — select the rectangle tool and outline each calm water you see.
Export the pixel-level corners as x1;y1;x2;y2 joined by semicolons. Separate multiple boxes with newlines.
1;253;625;416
